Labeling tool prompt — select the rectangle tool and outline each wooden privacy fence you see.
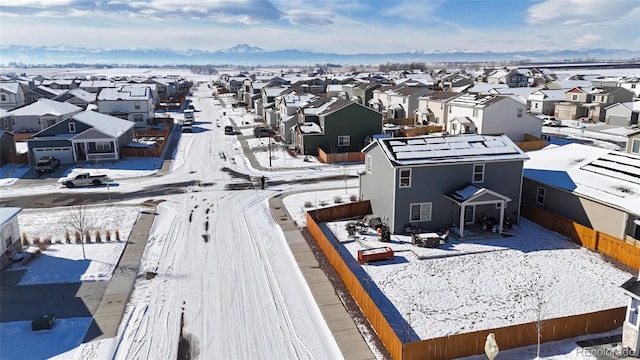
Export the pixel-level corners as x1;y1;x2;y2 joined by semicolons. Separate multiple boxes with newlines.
317;147;365;164
307;201;628;360
522;205;640;270
400;125;444;137
121;121;174;159
6;153;28;164
515;133;547;152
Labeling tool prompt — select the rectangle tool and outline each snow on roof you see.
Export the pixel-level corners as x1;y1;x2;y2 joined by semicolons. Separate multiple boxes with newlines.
299;122;322;134
0;207;21;227
523;143;640;214
372;134;528;166
71;110;134;138
9;98;81;116
97;86;151;101
0;82;21;94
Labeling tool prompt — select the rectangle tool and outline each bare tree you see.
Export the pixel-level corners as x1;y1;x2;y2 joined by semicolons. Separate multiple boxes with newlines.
525;269;552;359
64;205;92;260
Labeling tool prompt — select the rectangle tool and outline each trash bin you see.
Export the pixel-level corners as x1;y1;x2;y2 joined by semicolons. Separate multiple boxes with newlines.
32;313;55;331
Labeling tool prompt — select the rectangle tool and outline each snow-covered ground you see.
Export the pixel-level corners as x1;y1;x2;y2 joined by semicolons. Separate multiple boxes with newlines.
2;71;638;360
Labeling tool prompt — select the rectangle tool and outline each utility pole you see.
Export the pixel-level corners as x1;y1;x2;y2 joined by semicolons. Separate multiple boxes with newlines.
269;135;272;167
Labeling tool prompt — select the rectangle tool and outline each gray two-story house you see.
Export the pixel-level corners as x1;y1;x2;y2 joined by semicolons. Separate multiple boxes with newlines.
359;134;529;236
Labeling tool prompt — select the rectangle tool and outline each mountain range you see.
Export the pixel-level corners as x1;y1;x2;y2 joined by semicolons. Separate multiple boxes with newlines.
1;43;639;67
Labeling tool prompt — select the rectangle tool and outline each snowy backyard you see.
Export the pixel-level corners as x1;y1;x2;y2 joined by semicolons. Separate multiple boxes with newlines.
1;68;640;360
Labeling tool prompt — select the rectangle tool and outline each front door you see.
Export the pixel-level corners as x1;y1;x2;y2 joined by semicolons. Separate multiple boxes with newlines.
464;206;475;224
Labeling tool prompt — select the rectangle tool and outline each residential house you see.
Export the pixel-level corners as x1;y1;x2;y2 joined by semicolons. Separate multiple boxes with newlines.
78;80;116;94
414;91;463;126
7;98;82;133
543;80;591;90
522;143;640;241
260;86;289;126
446;93;542;141
326;84;346;98
52;88;97;109
0;207;22;270
438;73;473;91
586;87;635;122
554;87;593;120
626;130;640;156
528;89;566;115
0;130;16;166
0;82;26;110
26;110;134;164
293;99;382;155
590;76;624;89
24;85;64;105
359;134;528;235
274;90;318;143
620;272;640;356
97;86;155;128
486;68;530;87
386;86;432;120
41;79;78;90
605;101;640;127
619;77;640;99
342;82;382;105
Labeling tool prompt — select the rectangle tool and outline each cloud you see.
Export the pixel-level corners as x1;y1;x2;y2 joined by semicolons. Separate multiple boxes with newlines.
573;34;603;46
526;0;640;25
380;0;444;21
282;10;333;26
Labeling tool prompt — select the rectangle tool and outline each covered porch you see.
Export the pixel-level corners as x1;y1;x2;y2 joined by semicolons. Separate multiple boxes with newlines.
72;129;119;162
444;184;512;239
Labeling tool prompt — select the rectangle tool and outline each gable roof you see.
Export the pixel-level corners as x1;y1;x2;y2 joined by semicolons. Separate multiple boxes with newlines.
523;143;640;214
9;98;81;116
0;82;21;94
71;110;133;138
97;86;152;101
365;134;528;166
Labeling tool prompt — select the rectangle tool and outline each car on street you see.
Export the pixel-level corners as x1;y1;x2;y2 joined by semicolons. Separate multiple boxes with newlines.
224;125;234;135
35;156;61;175
538;115;561;127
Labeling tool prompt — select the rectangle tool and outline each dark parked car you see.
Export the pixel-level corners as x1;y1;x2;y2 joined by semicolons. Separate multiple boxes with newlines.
224;125;234;135
253;126;274;138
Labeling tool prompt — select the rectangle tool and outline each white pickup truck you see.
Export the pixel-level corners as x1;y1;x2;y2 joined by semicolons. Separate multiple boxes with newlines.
62;173;110;188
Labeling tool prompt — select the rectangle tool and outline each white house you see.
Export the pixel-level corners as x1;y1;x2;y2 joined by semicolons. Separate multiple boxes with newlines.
0;82;26;110
0;207;22;270
528;89;565;115
414;92;463;126
447;93;542;142
97;86;155;128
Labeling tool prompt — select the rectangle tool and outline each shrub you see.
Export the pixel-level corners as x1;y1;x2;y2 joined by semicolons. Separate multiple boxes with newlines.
115;230;121;242
350;194;358;202
319;200;328;206
43;237;52;245
303;201;313;208
94;229;102;243
84;230;91;243
333;195;343;204
105;230;111;242
32;237;40;245
21;232;29;246
65;231;71;244
75;231;82;244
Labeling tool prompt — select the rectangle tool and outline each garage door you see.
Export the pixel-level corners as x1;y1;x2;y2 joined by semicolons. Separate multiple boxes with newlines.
607;115;628;127
34;147;74;164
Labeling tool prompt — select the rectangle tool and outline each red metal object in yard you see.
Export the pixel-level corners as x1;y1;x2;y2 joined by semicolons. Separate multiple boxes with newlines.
358;247;394;265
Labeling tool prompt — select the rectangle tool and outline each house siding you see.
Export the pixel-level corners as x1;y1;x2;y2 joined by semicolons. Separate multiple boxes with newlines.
391;160;524;234
522;178;628;238
360;145;396;228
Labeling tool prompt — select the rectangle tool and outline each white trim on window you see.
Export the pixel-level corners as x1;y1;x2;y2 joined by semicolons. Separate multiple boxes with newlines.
68;122;76;133
399;168;411;188
366;155;372;174
472;164;484;183
536;186;546;206
337;135;350;147
410;202;432;222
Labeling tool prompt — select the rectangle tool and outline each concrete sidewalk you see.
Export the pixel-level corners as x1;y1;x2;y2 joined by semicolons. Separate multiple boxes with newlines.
83;205;158;342
269;194;376;360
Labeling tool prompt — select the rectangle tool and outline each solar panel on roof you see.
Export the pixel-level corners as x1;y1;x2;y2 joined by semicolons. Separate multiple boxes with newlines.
450;142;471;149
425;137;446;144
407;139;427;145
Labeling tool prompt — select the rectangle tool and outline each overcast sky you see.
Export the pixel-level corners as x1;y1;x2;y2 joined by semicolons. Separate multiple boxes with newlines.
1;0;639;54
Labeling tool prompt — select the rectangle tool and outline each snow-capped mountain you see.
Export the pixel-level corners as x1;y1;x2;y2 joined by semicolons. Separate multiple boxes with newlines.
1;44;638;66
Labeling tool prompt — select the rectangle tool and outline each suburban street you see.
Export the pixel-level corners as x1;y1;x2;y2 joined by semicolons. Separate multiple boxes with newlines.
2;83;354;359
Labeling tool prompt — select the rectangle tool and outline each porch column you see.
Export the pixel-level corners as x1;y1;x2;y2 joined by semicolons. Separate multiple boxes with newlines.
498;200;505;233
459;204;466;238
84;141;89;161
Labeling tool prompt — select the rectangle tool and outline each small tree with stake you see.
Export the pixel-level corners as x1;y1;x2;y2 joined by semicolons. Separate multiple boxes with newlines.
65;204;92;260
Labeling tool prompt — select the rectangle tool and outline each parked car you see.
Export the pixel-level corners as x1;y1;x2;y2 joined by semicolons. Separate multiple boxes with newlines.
253;126;275;138
224;125;234;135
538;115;561;127
182;120;193;133
35;156;61;175
62;173;110;188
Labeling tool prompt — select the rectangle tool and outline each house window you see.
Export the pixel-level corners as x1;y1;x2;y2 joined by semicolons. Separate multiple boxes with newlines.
134;101;141;110
534;103;539;109
68;122;76;133
572;94;578;101
96;142;111;151
629;298;640;326
366;155;372;174
410;202;432;222
0;94;5;101
399;168;411;188
448;107;452;113
133;114;144;123
536;186;546;205
632;84;637;89
632;139;640;154
472;108;479;117
337;135;350;147
3;118;8;129
472;164;484;183
517;108;523;118
495;202;502;209
440;103;443;110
